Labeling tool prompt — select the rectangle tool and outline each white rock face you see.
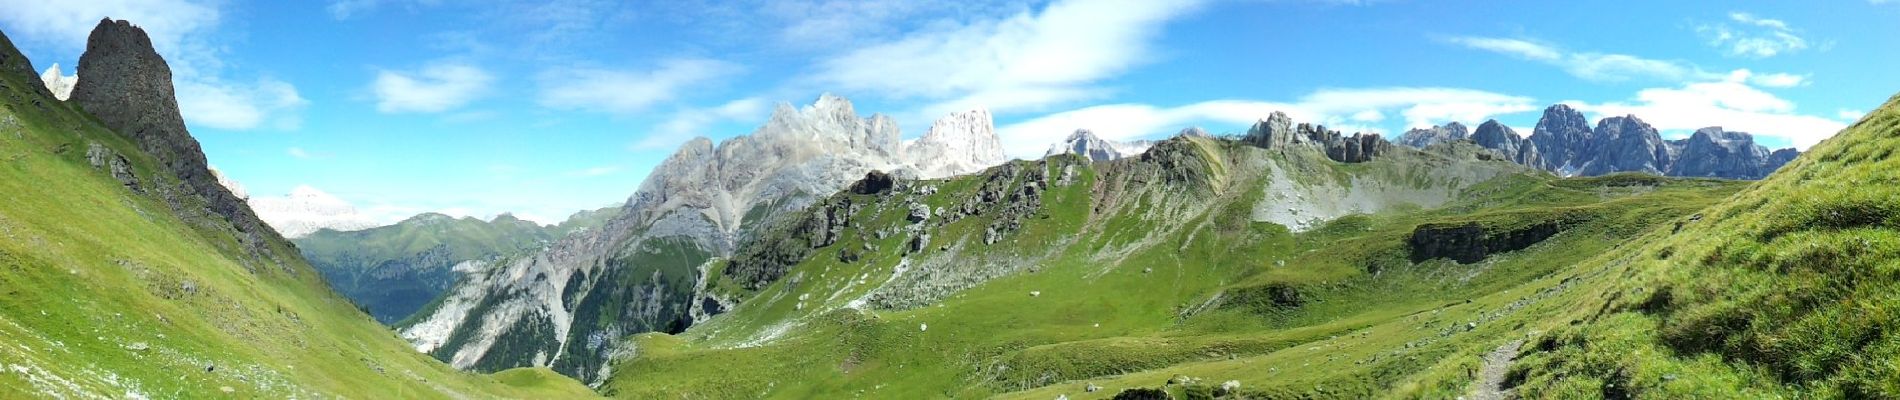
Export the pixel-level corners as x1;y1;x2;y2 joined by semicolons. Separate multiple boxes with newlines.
40;64;76;101
208;166;248;200
398;93;1010;379
903;108;1007;179
250;185;380;238
1044;129;1154;162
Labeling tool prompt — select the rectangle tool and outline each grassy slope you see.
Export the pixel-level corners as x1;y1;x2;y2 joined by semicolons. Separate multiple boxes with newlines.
0;41;593;398
1506;94;1900;398
602;136;1746;398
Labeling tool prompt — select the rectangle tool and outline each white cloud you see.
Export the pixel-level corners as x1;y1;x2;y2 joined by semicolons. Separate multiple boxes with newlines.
0;0;307;131
175;77;309;130
1569;72;1844;150
1697;12;1809;58
1445;37;1561;61
1446;36;1710;82
372;62;494;113
994;87;1536;158
538;58;740;114
287;147;313;159
633;97;769;151
1839;109;1867;121
815;0;1205;117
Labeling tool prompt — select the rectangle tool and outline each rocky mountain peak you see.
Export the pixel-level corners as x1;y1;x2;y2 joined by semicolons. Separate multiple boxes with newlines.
1398;122;1471;148
1528;104;1594;172
69;18;290;265
1470;120;1542;167
904;107;1006;178
1668;126;1787;179
1046;129;1122;162
1178;126;1210;138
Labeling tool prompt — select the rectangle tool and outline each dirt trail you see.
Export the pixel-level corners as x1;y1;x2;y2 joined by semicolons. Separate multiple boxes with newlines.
1469;339;1524;400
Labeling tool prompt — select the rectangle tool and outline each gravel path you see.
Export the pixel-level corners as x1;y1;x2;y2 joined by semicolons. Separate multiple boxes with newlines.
1469;339;1524;400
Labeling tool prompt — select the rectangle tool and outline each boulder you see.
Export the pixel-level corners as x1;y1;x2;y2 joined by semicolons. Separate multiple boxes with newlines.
848;171;896;195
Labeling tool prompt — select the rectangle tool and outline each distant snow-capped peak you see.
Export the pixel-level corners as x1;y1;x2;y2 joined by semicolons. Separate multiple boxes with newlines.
40;63;76;101
249;185;380;238
1044;129;1155;162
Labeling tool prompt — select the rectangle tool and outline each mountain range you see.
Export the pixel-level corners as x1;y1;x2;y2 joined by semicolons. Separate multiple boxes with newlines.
1400;104;1799;180
296;208;621;324
5;16;1897;400
395;93;1011;381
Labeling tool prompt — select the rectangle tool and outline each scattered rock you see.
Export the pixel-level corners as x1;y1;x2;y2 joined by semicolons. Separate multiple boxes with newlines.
1086;383;1101;392
906;203;931;223
919;323;928;332
1220;380;1241;394
124;342;148;352
1029;291;1041;297
219;386;234;393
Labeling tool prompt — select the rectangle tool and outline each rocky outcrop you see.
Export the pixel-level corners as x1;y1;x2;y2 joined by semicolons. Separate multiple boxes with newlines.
1399;122;1469;148
85;142;141;192
1470;120;1542;168
904;107;1007;178
68;18;290;269
1408;103;1806;180
39;63;75;100
847;170;896;195
1243;112;1392;163
1408;221;1566;264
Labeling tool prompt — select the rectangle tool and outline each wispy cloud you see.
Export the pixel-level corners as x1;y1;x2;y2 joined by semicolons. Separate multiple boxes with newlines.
175;77;309;130
538;58;741;115
1698;12;1809;58
633;97;769;151
814;0;1207;119
1446;36;1710;82
372;62;493;113
286;146;332;160
995;87;1537;158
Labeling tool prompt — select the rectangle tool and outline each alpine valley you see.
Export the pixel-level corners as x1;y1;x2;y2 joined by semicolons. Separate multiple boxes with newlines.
3;8;1897;400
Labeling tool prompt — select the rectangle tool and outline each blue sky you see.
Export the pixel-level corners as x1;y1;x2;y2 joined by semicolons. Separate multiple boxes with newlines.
2;0;1894;224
